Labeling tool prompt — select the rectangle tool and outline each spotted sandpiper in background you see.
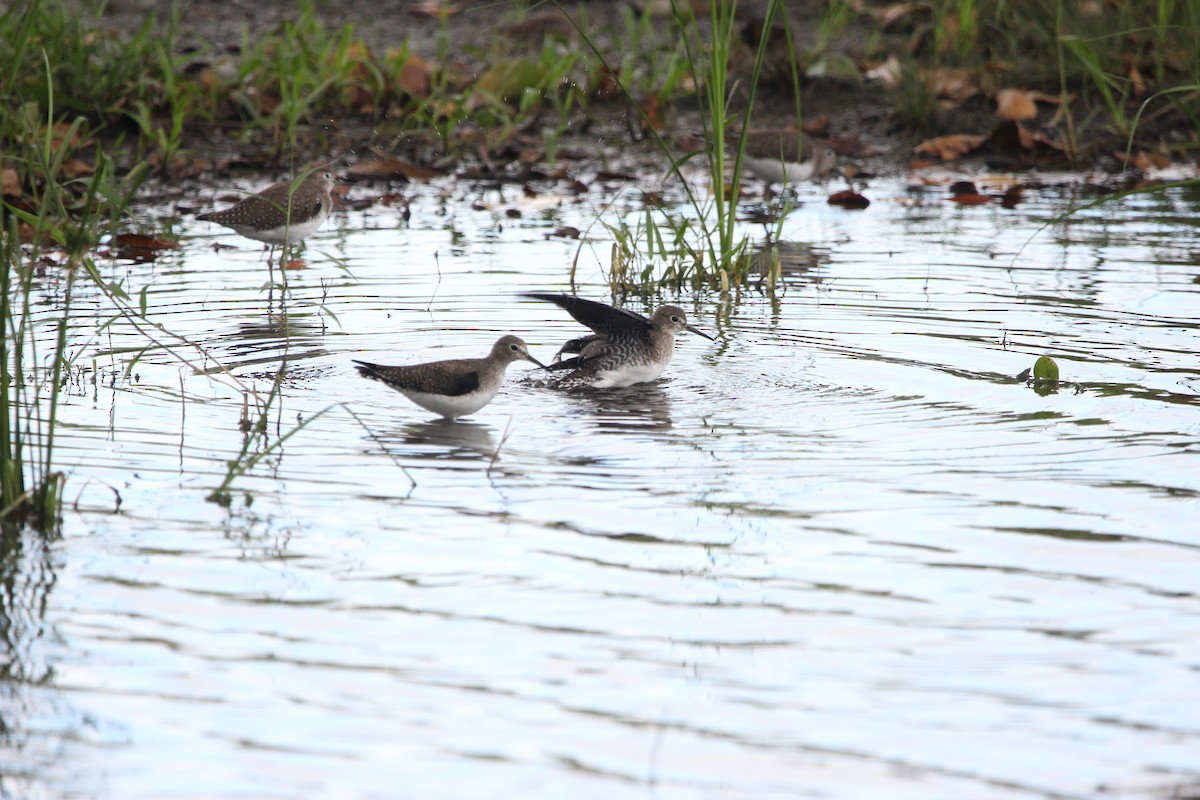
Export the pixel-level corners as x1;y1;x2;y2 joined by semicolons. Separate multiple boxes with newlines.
196;168;336;259
353;335;544;421
523;293;714;388
736;129;838;185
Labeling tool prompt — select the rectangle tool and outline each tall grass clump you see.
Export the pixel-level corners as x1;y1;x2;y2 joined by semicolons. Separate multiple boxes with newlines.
565;0;796;293
1;101;113;530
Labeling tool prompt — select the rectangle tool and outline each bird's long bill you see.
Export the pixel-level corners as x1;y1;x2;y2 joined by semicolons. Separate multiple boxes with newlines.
525;353;548;369
686;324;716;341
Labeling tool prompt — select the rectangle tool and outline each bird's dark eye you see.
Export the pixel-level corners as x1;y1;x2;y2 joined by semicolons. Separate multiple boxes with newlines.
672;315;682;323
510;343;520;352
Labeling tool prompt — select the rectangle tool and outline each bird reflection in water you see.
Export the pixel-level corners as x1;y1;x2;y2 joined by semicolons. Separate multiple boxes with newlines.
566;383;674;433
371;420;499;462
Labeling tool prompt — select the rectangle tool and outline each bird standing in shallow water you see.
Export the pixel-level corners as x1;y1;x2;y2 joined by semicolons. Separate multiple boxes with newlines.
196;168;336;261
353;335;544;421
523;293;714;388
736;130;838;185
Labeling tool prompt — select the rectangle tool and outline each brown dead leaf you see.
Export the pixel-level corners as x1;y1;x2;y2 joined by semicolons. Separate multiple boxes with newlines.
113;233;180;251
1014;124;1064;153
1028;90;1069;106
995;88;1037;121
1124;53;1145;97
864;54;902;88
923;66;980;104
345;157;441;182
631;0;708;17
827;190;871;209
396;55;433;98
641;92;665;132
590;65;621;102
1114;150;1171;171
282;258;307;271
949;193;992;205
51;123;92;151
112;233;181;262
61;159;95;178
914;133;988;161
802;114;831;138
199;66;219;92
877;2;932;28
408;0;462;18
2;167;21;197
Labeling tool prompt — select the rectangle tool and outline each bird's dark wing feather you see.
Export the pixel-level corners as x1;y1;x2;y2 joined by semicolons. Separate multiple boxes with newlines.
523;293;651;339
542;355;588;372
353;360;481;396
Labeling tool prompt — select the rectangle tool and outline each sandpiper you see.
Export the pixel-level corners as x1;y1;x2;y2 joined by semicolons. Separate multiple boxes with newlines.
736;130;838;185
196;168;336;255
353;335;544;421
523;293;714;388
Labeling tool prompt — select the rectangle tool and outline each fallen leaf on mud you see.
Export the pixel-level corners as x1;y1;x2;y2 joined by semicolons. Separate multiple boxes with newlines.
345;157;440;181
923;67;980;104
52;123;92;151
111;233;181;261
876;2;932;28
999;121;1064;154
914;133;988;161
2;167;20;197
1028;90;1069;105
1123;53;1145;96
408;0;461;17
995;88;1038;120
630;0;708;16
61;159;95;178
394;54;433;97
949;192;992;205
1115;150;1172;170
283;259;307;271
590;65;622;101
114;233;180;251
17;222;58;245
827;190;870;209
641;92;665;132
803;114;832;138
149;154;216;179
864;54;902;87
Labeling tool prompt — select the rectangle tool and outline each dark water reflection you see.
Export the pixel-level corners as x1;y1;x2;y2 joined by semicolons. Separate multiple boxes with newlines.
4;170;1200;799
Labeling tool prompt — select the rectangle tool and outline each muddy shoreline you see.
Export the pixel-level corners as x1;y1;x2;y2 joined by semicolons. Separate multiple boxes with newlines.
85;0;1196;183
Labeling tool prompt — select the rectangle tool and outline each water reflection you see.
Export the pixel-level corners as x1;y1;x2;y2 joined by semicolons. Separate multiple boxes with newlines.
0;525;59;799
561;383;674;432
368;419;499;461
205;312;331;368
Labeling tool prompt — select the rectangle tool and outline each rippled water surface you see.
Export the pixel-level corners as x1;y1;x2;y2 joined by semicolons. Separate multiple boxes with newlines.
4;159;1199;799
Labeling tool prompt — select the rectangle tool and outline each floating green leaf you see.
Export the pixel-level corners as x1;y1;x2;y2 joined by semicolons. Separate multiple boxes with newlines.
1032;355;1059;382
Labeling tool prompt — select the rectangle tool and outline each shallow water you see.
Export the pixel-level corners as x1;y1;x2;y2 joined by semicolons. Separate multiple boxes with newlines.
3;156;1200;799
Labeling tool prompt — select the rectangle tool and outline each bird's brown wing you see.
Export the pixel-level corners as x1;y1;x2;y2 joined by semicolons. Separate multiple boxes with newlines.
353;360;481;396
